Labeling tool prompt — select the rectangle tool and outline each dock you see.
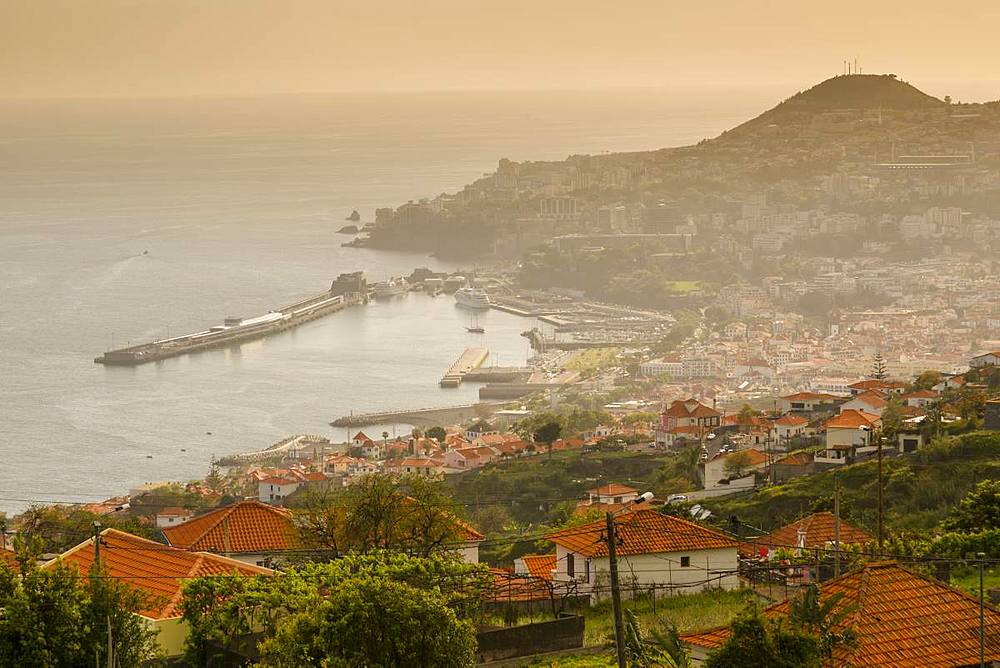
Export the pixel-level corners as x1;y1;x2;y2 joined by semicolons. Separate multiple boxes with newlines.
439;347;489;387
95;287;359;366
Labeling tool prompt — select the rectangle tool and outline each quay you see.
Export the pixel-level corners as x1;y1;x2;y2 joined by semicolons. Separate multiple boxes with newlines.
439;347;490;387
330;403;496;428
94;283;363;366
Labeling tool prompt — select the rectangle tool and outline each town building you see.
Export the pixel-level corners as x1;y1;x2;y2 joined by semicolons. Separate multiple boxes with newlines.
740;512;872;559
778;391;839;413
546;510;739;602
816;409;881;467
655;399;722;447
155;507;194;528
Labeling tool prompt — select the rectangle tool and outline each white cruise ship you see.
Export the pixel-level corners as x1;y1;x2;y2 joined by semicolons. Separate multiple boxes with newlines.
454;287;490;309
373;277;407;298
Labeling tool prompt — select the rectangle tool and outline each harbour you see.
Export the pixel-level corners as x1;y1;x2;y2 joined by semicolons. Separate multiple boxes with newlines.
439;347;490;387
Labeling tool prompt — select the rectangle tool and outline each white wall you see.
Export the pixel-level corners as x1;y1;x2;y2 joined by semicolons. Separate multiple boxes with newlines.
553;545;738;602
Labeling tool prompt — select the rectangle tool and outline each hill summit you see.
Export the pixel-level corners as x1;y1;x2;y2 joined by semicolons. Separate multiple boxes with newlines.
731;74;944;132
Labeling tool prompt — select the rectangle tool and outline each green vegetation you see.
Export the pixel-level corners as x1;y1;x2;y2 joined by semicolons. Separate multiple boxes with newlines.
180;551;488;667
0;541;159;667
707;431;1000;533
950;564;1000;598
564;348;621;375
582;588;755;647
665;281;702;294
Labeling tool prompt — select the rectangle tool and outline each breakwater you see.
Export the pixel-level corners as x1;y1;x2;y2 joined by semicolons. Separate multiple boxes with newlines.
95;288;359;366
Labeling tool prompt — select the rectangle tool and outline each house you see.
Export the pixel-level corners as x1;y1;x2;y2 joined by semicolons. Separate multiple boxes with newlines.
655;399;722;447
900;388;939;408
701;448;768;491
772;451;814;482
816;409;881;467
351;431;375;447
546;509;740;601
934;374;967;391
47;528;271;658
839;389;888;416
384;457;445;478
897;425;930;453
442;445;498;470
682;561;1000;666
771;414;809;441
970;351;1000;368
740;512;872;559
162;500;300;567
778;391;838;413
155;507;194;528
587;483;639;506
257;470;328;505
514;553;557;581
847;379;906;396
465;420;497;441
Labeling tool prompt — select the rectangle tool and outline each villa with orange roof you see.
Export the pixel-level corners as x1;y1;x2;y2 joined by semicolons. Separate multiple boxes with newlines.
778;391;839;413
575;483;643;515
847;378;906;396
162;499;300;567
655;399;722;448
546;509;740;601
702;447;768;491
816;409;882;467
970;350;1000;368
771;414;809;440
48;528;272;658
840;388;888;416
739;511;872;559
681;561;1000;666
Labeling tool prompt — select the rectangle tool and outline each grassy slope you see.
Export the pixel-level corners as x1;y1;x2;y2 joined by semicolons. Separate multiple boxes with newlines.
705;431;1000;534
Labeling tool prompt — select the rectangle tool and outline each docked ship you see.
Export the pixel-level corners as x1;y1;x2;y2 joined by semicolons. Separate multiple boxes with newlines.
455;287;490;309
373;277;407;298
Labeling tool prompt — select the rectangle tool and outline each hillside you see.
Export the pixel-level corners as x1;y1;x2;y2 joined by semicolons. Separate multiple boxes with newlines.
728;73;944;133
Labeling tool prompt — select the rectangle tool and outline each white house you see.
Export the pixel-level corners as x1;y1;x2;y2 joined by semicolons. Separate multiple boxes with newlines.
772;414;809;440
702;448;767;491
778;392;839;413
816;409;881;467
155;507;194;528
900;389;939;408
546;510;739;602
587;483;639;506
970;351;1000;368
839;390;888;416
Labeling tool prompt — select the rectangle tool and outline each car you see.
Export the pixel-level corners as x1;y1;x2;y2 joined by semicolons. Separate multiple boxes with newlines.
666;494;688;504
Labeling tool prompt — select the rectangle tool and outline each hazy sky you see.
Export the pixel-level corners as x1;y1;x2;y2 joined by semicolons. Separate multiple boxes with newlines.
3;0;999;100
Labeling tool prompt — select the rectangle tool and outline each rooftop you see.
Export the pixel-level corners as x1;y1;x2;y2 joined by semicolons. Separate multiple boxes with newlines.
162;499;300;554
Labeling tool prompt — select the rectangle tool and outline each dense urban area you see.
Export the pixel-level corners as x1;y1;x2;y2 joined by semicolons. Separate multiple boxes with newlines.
4;74;1000;666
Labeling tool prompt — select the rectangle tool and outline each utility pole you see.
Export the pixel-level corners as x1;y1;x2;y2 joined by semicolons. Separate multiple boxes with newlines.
876;430;884;552
92;520;102;566
606;511;626;668
979;552;986;668
834;477;841;578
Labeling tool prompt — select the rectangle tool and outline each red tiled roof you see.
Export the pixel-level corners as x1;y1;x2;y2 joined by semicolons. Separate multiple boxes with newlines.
825;409;880;429
662;399;721;420
852;390;888;409
741;512;871;556
848;379;905;390
546;509;739;558
710;448;767;466
588;483;638;496
773;414;809;426
520;553;556;581
774;451;812;466
162;500;300;554
48;529;271;619
681;561;1000;667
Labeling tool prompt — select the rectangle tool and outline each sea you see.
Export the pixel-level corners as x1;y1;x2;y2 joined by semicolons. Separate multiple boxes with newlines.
0;86;785;514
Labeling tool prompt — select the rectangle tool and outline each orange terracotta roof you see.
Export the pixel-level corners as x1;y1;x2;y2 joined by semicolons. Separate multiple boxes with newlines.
848;379;905;390
588;483;638;496
488;568;554;602
662;399;721;420
682;561;1000;667
520;553;556;581
773;414;809;426
781;391;837;401
774;451;811;466
711;448;767;466
546;509;739;557
48;529;271;620
742;512;871;556
825;409;880;429
162;500;300;554
853;390;888;409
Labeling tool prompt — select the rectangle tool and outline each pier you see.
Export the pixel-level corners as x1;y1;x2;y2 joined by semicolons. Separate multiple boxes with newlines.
330;403;498;428
95;287;359;366
439;347;489;387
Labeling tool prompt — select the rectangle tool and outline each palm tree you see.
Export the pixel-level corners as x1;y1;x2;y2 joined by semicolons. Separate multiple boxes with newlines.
623;609;691;667
672;444;703;487
787;584;858;664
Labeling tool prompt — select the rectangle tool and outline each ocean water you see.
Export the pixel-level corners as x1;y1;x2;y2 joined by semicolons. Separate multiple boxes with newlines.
0;87;780;514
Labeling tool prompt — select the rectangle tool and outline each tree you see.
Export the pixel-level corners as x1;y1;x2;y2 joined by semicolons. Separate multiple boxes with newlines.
723;450;754;479
623;609;690;667
786;584;858;662
944;479;1000;532
180;551;488;666
668;445;704;488
205;457;224;493
533;417;563;462
880;396;905;440
257;577;476;667
705;610;822;668
425;426;447;442
869;353;888;380
737;404;757;432
295;473;473;557
911;370;942;391
0;556;158;667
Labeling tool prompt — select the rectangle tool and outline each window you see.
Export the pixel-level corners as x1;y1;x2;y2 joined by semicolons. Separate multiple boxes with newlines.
567;552;575;578
613;496;622;504
584;559;591;583
680;556;691;568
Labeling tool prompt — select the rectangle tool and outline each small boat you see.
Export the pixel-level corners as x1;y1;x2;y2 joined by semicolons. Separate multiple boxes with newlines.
466;326;485;334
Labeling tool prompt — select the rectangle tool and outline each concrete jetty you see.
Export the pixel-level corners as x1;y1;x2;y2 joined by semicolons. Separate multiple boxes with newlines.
439;347;489;387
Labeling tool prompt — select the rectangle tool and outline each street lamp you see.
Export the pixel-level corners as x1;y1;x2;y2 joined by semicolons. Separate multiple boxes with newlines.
607;490;653;668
